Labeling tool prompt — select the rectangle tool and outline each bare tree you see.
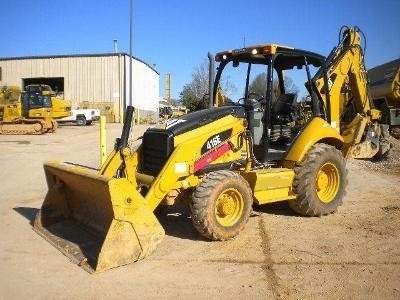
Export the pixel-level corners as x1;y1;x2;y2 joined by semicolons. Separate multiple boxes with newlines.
180;59;209;111
180;59;236;111
248;72;299;100
248;73;267;96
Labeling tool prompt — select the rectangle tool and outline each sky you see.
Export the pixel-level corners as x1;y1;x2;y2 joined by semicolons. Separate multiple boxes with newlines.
1;0;399;100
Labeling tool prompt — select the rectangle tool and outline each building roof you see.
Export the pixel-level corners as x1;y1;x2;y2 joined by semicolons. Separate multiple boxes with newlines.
0;52;159;74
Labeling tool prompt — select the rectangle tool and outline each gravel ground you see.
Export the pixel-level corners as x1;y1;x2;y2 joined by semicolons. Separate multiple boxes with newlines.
350;134;400;175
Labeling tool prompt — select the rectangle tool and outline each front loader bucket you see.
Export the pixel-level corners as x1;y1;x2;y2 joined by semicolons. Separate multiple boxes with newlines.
33;161;165;273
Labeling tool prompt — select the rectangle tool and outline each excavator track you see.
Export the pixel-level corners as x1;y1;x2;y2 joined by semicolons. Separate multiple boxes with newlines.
0;118;49;135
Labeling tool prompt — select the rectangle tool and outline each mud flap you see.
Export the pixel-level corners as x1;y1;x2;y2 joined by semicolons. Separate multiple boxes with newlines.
33;161;165;273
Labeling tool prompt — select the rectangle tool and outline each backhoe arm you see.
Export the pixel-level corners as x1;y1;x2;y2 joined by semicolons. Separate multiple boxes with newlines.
314;27;378;127
313;26;388;158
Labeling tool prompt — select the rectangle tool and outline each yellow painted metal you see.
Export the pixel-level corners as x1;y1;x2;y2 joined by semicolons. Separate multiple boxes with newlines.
100;116;106;166
346;122;382;159
314;29;372;129
284;117;344;163
146;114;246;211
50;96;71;119
241;168;296;205
215;187;244;227
135;171;154;186
33;161;164;273
34;27;388;272
99;145;140;184
33;112;245;272
341;114;368;145
24;84;71;120
0;85;70;134
310;27;387;159
0;101;53;134
316;162;340;203
1;102;22;120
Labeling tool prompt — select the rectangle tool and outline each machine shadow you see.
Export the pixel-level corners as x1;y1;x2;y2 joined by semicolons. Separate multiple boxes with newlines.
155;204;206;242
12;204;297;240
252;201;298;217
13;205;204;242
13;207;39;226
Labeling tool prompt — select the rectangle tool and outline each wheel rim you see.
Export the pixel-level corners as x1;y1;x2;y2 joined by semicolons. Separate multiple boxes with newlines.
215;188;244;227
316;162;340;203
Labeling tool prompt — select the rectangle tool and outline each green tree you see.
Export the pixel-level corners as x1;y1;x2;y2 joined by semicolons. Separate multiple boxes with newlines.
180;83;201;111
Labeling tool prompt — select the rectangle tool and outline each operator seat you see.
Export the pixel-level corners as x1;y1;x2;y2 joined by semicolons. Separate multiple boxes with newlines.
271;93;297;124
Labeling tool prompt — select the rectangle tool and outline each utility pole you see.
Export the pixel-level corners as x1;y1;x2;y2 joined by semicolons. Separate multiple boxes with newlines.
129;0;133;108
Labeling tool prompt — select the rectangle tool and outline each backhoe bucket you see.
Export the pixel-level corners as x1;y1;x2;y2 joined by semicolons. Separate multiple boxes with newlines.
33;161;165;273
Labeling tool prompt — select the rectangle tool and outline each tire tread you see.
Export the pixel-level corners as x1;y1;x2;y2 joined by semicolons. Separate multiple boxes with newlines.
190;170;252;240
289;143;348;216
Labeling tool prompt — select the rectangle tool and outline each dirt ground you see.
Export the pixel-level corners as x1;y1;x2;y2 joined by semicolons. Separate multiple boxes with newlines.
0;123;399;299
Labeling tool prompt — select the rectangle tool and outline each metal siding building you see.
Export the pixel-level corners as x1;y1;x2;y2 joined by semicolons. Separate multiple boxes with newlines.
0;53;159;122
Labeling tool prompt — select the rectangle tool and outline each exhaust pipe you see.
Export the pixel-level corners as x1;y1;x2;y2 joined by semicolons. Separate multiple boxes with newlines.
208;52;215;108
116;105;134;150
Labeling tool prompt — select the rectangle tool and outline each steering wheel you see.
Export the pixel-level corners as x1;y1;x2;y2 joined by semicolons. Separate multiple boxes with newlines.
247;92;264;102
237;92;264;105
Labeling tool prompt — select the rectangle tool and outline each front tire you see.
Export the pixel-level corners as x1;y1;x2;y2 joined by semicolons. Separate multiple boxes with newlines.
190;170;253;240
289;143;347;216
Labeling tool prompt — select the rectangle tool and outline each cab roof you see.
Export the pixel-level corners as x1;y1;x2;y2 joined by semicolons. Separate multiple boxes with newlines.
215;44;325;70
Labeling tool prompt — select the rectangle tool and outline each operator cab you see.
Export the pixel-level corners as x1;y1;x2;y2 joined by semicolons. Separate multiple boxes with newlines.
21;91;52;117
214;44;325;164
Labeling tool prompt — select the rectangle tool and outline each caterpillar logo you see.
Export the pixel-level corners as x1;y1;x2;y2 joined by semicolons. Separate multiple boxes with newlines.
201;129;232;155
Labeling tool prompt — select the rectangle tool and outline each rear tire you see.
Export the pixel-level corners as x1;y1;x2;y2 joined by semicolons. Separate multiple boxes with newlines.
76;116;86;126
289;143;347;216
190;170;253;240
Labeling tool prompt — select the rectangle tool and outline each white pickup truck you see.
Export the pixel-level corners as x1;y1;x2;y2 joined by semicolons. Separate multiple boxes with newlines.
57;108;100;126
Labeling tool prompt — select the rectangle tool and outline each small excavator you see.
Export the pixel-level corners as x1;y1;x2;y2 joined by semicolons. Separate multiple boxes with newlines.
33;26;390;272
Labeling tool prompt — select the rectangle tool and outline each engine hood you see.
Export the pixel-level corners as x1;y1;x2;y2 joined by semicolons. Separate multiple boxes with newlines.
164;106;245;136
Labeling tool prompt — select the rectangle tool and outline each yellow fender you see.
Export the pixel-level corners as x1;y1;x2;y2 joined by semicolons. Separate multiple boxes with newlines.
285;117;344;163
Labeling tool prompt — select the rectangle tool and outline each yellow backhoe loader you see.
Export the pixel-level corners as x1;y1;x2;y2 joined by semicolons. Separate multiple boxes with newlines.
0;84;71;134
33;26;389;273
